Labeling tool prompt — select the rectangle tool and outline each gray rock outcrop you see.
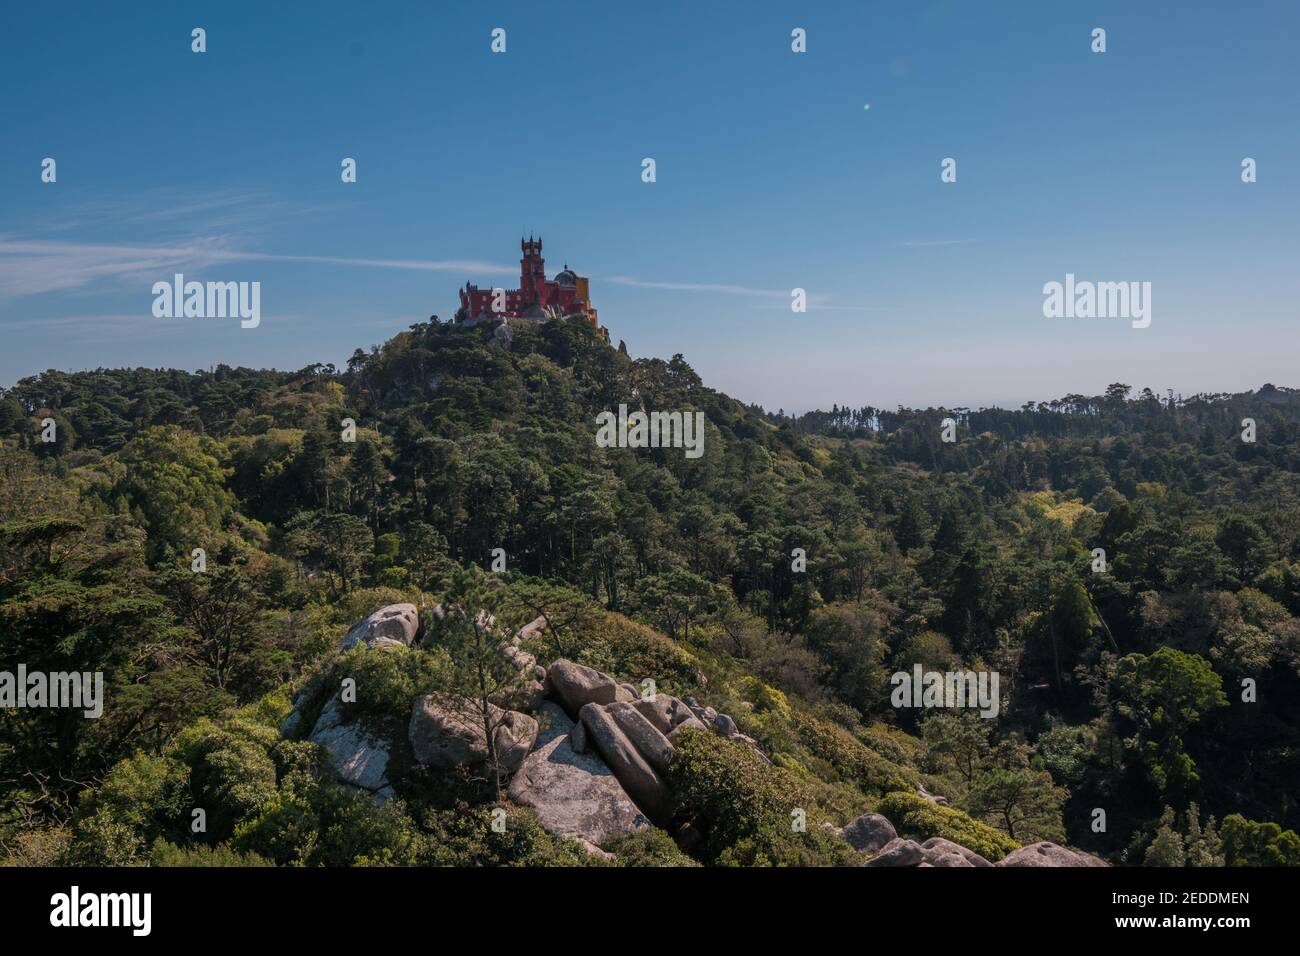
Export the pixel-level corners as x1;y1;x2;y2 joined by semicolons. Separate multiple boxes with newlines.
997;841;1109;867
569;719;590;754
340;604;420;651
507;703;650;846
515;615;550;645
853;830;994;868
632;694;698;734
308;697;393;798
409;694;538;776
865;837;926;867
547;660;636;717
579;702;671;822
279;694;310;739
839;812;898;854
666;715;709;743
500;643;546;713
605;701;674;777
921;837;993;867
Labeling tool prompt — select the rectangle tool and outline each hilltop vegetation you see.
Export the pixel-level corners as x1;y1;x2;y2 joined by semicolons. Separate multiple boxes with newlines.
3;315;1300;866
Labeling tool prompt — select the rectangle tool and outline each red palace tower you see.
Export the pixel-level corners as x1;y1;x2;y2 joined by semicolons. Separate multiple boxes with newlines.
457;236;603;334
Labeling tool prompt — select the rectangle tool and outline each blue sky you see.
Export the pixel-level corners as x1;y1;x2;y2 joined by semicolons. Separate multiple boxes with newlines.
1;1;1297;412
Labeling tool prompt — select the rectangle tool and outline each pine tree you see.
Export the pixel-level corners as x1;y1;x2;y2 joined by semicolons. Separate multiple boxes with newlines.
1144;807;1186;866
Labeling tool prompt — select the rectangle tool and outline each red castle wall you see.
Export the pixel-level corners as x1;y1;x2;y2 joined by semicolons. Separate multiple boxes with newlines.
458;237;598;329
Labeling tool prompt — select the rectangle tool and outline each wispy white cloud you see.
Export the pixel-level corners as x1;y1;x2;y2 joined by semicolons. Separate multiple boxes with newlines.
602;275;790;298
0;312;189;337
0;229;896;322
0;238;239;297
2;188;521;303
245;252;516;275
601;274;901;313
32;189;336;235
0;237;516;301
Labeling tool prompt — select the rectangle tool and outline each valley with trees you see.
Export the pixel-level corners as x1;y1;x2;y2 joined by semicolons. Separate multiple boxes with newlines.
2;315;1298;868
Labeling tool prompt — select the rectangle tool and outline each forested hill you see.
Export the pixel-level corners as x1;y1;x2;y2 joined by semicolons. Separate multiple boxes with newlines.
2;315;1299;867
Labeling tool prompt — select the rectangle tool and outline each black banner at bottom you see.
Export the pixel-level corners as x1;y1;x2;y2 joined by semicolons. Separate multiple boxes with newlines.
0;865;1283;942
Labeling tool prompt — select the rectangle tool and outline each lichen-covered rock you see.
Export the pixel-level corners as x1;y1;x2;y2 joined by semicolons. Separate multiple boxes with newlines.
497;644;545;713
998;842;1108;867
605;701;674;777
547;659;636;717
280;694;310;739
507;703;650;846
502;679;546;714
839;812;897;854
579;702;671;821
632;694;697;735
340;604;420;651
308;698;392;794
575;838;615;860
569;719;590;754
408;694;538;776
515;615;549;645
502;644;535;672
921;837;992;867
865;837;925;867
916;784;949;807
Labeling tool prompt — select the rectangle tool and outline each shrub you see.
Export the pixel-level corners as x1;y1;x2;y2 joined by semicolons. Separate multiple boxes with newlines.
876;791;1020;862
566;611;703;696
605;828;699;867
175;719;280;839
736;675;792;719
293;642;450;744
792;711;917;796
271;739;333;794
669;729;855;866
1220;814;1300;866
0;827;70;866
66;752;191;865
236;688;294;731
412;805;592;867
858;721;925;767
230;792;325;865
150;840;274;867
234;782;425;866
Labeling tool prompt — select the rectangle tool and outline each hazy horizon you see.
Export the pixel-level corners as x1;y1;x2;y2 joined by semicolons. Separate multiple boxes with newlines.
3;325;1291;419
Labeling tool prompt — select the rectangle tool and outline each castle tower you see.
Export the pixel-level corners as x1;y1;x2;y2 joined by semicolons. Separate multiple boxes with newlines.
520;235;545;303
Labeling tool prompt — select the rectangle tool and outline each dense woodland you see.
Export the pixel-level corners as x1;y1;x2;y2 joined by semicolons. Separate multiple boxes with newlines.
2;314;1298;866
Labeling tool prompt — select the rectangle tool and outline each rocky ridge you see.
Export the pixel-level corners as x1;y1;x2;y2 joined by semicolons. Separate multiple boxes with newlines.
281;603;1109;866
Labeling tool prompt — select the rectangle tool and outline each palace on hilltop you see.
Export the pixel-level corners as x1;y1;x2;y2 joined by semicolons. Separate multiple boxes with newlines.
456;236;604;335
